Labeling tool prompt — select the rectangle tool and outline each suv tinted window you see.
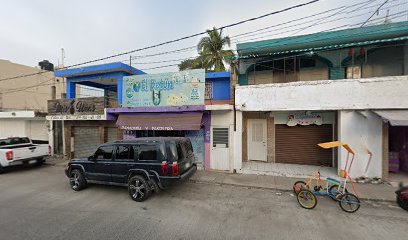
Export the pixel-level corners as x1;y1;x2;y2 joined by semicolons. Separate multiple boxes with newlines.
180;140;193;157
177;143;184;160
116;145;135;161
94;146;114;160
137;144;164;161
166;141;179;161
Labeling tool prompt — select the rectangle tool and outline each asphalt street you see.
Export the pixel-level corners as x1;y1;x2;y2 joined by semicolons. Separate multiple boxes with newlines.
0;163;407;240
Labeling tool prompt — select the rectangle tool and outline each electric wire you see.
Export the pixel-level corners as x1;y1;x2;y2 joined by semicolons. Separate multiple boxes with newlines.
0;1;319;82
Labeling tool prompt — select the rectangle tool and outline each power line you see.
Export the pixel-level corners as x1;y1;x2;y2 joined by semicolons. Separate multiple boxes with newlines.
231;0;381;41
4;41;408;95
64;0;319;69
132;12;408;71
125;1;405;67
124;1;390;62
361;0;390;27
236;12;408;56
234;1;406;44
0;0;319;82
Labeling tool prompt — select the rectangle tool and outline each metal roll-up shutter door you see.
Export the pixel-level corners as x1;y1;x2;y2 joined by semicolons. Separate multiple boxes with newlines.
275;124;333;166
106;127;118;143
74;127;100;158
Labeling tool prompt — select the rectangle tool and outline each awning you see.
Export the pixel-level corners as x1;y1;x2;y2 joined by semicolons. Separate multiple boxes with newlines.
116;112;203;131
373;110;408;126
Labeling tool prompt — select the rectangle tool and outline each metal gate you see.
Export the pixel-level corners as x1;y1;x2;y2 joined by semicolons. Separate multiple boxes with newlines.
106;127;118;143
211;127;230;170
275;124;333;166
74;127;100;158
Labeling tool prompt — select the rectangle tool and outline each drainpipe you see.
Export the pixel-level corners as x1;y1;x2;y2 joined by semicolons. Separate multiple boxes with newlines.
231;61;238;132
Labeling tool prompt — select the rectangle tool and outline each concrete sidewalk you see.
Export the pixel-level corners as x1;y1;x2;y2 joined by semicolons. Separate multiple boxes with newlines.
190;170;398;202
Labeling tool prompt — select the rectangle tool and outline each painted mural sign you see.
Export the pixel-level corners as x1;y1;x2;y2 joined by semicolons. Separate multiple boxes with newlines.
185;130;205;165
123;69;205;107
286;111;323;126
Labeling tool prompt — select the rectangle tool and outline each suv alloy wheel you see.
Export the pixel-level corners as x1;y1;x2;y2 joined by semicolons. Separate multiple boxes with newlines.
128;175;151;202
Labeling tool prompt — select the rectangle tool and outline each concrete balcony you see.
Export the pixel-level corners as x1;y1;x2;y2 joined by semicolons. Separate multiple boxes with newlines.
235;76;408;111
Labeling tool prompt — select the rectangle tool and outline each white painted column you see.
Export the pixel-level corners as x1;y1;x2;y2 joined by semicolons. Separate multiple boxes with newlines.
404;41;408;75
48;120;54;156
337;110;383;178
233;111;243;173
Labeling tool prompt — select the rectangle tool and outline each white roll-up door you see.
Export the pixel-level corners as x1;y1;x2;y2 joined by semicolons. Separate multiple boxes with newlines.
74;127;100;158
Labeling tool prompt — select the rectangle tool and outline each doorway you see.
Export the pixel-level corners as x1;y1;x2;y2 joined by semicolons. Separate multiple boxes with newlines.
247;119;267;161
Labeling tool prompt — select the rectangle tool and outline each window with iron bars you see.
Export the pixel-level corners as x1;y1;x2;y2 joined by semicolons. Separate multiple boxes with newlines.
205;82;213;100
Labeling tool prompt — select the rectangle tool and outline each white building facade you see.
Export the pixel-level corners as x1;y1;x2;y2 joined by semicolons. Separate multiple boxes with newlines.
233;22;408;180
234;76;408;179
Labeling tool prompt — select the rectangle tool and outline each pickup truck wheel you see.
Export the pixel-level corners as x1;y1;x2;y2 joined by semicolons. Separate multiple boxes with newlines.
0;166;4;174
128;175;151;202
69;169;87;191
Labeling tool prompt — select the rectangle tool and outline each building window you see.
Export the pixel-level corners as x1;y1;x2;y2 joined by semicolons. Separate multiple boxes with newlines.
346;66;361;79
213;128;229;148
205;82;213;100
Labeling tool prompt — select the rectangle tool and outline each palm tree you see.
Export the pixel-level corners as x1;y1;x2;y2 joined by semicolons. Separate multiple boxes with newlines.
197;27;234;72
178;27;234;72
178;52;212;71
178;58;198;71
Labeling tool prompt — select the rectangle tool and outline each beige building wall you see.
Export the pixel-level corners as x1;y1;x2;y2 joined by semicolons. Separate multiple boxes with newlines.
0;59;65;111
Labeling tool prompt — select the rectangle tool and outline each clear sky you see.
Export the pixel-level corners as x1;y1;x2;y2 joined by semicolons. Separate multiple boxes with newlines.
1;0;407;73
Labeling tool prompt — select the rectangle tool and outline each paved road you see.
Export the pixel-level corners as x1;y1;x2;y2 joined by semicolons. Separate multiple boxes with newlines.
0;163;407;240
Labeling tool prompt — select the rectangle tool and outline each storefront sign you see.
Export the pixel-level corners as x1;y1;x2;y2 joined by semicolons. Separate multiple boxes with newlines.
48;97;105;116
123;69;205;107
46;114;106;121
287;112;323;126
119;126;174;131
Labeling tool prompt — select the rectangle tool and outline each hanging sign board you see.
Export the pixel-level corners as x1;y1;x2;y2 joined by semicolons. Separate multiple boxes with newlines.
286;111;323;126
122;69;205;107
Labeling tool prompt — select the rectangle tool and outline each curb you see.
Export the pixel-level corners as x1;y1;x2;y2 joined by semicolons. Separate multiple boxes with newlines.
189;179;396;203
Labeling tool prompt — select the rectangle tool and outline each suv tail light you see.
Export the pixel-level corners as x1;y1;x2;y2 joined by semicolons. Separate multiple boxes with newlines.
171;161;179;176
48;145;52;156
6;151;13;161
161;161;169;176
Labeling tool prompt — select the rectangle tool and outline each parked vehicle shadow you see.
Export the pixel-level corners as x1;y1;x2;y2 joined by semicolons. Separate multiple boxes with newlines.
0;162;48;174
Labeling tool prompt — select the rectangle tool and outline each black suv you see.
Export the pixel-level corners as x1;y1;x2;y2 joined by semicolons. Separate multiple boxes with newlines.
64;137;197;202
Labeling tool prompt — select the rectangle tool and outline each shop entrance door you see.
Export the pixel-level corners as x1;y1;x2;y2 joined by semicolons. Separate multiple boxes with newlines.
211;127;230;170
248;119;267;161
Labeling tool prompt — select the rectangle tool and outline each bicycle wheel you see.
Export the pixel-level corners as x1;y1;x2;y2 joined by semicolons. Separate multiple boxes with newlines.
339;193;360;213
297;189;317;209
293;181;307;195
328;185;348;201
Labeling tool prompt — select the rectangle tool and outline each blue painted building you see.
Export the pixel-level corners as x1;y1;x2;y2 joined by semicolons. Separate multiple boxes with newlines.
54;62;145;105
50;64;234;172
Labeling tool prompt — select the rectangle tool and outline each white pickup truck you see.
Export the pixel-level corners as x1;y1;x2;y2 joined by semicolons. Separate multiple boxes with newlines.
0;137;50;173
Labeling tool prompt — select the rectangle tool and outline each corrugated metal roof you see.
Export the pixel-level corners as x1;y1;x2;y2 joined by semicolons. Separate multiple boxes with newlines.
239;36;408;59
237;21;408;59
